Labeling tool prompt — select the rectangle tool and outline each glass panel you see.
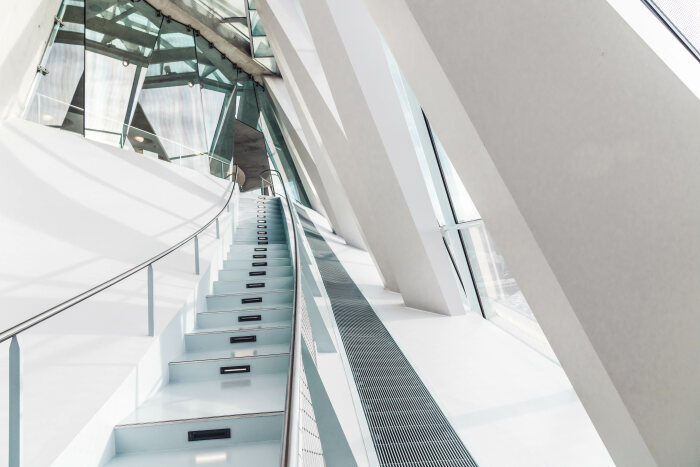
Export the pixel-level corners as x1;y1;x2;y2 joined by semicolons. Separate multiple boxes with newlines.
198;0;247;19
250;10;266;36
25;0;85;135
257;88;311;207
84;0;162;146
248;0;256;10
194;35;239;176
131;19;208;161
254;57;278;74
647;0;700;54
429;127;481;223
252;36;274;58
235;77;260;129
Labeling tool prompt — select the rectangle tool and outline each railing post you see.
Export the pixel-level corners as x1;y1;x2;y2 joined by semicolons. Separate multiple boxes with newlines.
216;218;220;239
194;235;200;275
261;179;264;195
147;264;154;337
9;336;21;467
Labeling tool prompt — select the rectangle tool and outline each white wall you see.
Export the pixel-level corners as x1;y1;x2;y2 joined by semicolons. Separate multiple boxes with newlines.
0;0;60;120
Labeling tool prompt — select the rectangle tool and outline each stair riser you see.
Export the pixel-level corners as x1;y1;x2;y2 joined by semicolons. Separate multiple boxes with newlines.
186;327;292;352
169;354;289;383
206;291;294;312
213;277;294;294
197;308;292;329
114;413;284;454
218;267;293;280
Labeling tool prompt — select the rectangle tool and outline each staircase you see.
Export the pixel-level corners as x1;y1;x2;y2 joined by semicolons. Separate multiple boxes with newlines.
107;194;293;466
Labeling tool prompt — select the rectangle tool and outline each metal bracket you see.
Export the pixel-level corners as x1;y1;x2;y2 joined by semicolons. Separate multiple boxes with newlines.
36;65;49;75
54;16;65;27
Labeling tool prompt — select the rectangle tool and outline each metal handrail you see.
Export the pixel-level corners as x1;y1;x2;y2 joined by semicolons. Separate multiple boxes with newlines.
260;170;301;467
0;165;240;344
260;168;276;196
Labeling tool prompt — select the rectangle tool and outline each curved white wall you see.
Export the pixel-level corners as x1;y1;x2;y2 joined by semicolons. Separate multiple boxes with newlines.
0;118;230;331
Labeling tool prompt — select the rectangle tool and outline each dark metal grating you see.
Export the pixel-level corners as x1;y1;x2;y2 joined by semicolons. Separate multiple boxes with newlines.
297;209;477;467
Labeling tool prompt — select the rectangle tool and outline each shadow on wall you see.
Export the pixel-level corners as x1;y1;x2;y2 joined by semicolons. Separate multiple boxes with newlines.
0;119;229;331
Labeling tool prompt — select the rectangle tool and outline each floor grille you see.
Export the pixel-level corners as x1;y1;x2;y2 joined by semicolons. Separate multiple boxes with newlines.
298;210;477;467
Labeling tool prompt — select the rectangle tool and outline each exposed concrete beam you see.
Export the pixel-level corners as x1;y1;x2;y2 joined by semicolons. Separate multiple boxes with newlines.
146;0;271;77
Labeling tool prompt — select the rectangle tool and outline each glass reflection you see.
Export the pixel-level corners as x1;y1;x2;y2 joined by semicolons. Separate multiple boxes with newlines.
84;0;162;146
195;35;239;175
257;87;311;207
132;19;207;162
25;0;269;181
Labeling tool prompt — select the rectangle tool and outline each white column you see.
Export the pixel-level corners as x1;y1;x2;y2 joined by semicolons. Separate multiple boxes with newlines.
260;0;465;315
264;77;330;219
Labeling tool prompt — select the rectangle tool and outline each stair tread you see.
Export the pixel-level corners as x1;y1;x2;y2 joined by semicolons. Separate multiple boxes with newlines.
119;373;287;426
178;343;291;362
107;440;281;466
195;319;293;333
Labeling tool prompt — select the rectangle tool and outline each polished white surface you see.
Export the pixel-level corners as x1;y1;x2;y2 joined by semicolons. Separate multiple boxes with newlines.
119;373;287;425
307;210;613;467
106;440;281;467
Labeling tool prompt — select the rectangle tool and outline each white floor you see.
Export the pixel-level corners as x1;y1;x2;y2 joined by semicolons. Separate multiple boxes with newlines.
306;210;615;467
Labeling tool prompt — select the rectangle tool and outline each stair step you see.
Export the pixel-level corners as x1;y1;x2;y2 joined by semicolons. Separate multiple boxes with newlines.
213;277;294;294
223;258;292;269
107;440;282;466
226;250;290;262
228;244;288;253
232;240;287;246
118;374;287;426
217;266;292;281
169;354;289;383
185;326;291;352
180;343;291;361
113;412;283;454
205;290;293;312
197;308;292;329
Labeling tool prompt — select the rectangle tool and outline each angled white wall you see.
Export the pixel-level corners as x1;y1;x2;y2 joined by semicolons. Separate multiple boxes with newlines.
365;0;700;465
0;118;230;330
0;0;61;120
255;10;366;251
263;77;330;219
260;0;465;315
